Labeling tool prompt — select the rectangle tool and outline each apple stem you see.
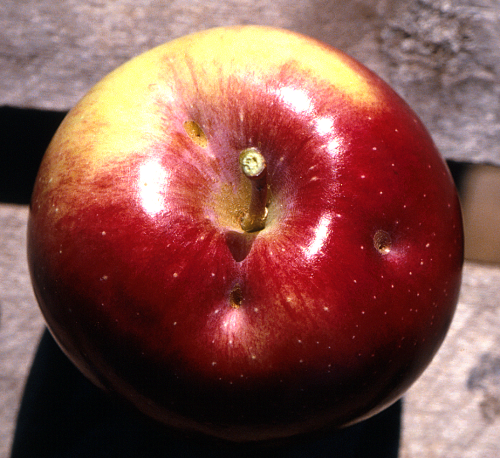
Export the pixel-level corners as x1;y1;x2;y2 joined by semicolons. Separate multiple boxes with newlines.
239;148;268;232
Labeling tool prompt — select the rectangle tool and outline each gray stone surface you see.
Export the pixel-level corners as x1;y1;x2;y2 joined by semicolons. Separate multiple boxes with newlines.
0;205;45;458
1;0;500;164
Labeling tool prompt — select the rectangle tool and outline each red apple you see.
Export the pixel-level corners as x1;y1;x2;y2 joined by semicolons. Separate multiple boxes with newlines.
27;26;463;442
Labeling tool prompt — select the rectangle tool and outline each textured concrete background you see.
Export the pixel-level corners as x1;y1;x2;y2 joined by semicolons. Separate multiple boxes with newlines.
1;0;499;165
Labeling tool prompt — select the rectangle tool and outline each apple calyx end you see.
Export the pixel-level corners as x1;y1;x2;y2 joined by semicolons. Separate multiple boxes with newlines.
239;148;268;233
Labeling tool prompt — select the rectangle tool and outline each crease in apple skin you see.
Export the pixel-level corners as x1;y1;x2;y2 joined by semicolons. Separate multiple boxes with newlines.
27;25;464;442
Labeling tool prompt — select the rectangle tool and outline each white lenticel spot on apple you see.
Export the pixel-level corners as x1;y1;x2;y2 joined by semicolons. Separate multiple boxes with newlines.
323;306;329;311
173;272;178;278
173;322;177;326
101;231;106;236
212;361;217;366
360;174;366;179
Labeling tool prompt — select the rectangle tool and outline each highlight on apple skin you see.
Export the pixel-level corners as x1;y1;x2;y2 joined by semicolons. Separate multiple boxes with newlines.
27;25;464;442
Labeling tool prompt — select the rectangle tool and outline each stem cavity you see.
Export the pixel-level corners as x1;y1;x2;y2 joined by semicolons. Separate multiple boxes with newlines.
239;148;268;233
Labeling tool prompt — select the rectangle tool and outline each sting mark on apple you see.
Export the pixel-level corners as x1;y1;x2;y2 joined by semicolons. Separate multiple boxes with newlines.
373;230;392;255
229;285;243;309
183;120;208;148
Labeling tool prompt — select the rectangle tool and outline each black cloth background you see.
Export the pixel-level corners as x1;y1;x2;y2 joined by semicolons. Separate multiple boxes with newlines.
11;329;401;458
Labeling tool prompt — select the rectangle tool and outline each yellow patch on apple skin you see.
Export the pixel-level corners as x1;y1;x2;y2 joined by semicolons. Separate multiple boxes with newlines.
54;65;170;168
151;26;381;107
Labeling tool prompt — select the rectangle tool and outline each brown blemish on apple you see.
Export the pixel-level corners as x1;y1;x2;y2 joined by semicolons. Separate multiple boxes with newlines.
374;230;392;254
229;285;243;308
183;120;208;147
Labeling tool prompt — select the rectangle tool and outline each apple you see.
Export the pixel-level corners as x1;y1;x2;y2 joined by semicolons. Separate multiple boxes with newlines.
27;25;464;442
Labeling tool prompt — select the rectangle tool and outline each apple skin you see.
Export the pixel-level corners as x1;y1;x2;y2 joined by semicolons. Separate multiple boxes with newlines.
27;26;463;442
